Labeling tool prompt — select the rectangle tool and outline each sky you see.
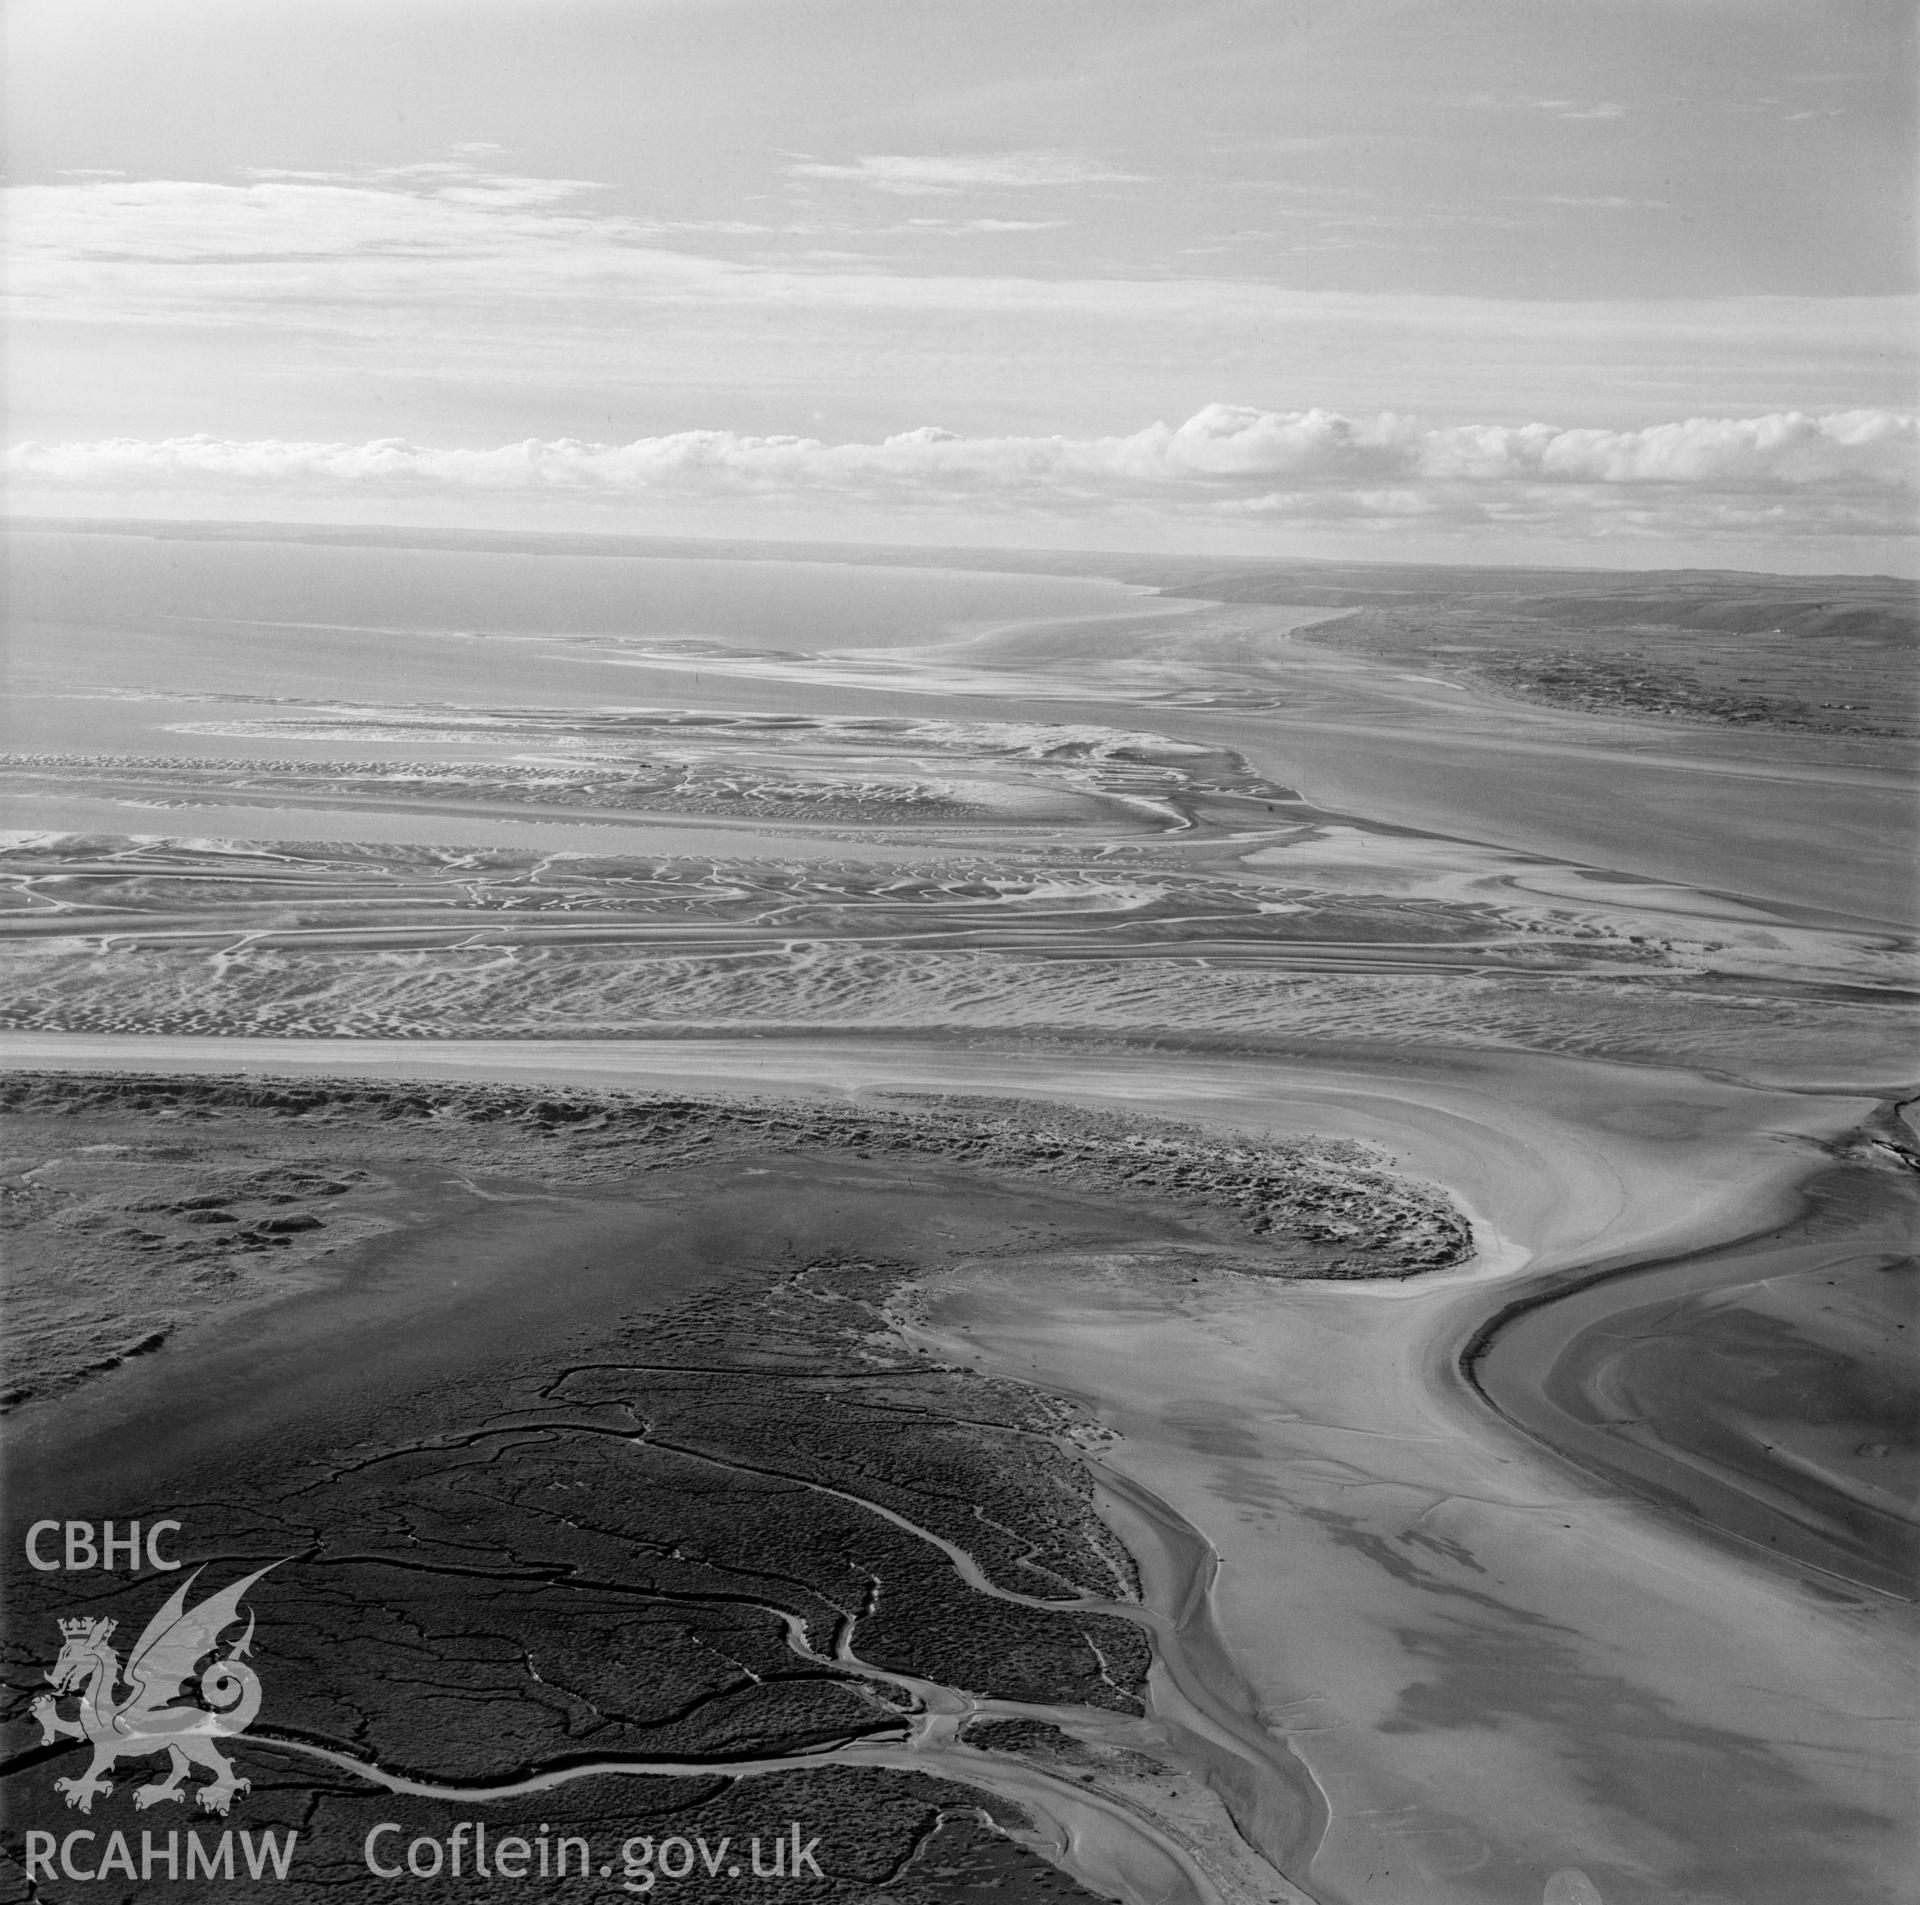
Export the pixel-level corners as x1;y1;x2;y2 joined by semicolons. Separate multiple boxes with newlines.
5;0;1916;571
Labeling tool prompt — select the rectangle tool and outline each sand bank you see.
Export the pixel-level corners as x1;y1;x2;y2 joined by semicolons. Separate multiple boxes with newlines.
5;1032;1908;1904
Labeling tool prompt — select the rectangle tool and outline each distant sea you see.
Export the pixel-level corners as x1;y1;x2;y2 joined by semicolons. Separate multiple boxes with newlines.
2;525;1157;763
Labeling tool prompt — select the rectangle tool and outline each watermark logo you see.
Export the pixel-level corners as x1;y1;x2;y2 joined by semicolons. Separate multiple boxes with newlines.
25;1519;183;1573
32;1563;279;1817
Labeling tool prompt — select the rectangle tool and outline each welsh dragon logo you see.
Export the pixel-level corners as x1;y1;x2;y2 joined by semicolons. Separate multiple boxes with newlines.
32;1564;278;1816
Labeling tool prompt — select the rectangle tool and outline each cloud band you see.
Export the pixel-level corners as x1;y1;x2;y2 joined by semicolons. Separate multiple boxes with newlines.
10;405;1914;542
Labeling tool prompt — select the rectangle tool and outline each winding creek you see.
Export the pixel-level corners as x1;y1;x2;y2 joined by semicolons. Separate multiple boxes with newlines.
5;1031;1912;1904
246;1440;1311;1905
4;555;1914;1903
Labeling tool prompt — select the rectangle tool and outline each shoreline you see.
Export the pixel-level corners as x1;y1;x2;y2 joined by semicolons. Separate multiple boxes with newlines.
3;1065;1357;1905
1461;1153;1918;1603
4;537;1913;1903
5;1033;1910;1902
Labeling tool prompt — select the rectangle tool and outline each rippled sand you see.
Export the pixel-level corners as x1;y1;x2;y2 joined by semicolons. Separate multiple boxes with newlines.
3;528;1914;1905
3;700;1906;1082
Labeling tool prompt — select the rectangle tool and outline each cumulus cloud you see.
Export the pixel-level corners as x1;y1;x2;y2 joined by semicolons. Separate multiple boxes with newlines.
10;406;1913;544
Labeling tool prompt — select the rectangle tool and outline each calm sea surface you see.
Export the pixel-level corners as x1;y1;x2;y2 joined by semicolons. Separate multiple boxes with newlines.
3;528;1158;758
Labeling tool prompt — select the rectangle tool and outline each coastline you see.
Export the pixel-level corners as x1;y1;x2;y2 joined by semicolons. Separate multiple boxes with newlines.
4;535;1914;1903
4;1032;1910;1902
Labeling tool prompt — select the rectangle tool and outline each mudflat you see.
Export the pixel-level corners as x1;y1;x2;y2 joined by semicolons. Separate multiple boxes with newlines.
7;1068;1470;1904
3;530;1915;1905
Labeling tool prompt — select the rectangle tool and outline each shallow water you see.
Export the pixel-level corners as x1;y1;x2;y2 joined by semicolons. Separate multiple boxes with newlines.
1;529;1178;757
3;527;1915;1904
9;1030;1910;1902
